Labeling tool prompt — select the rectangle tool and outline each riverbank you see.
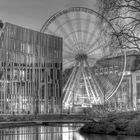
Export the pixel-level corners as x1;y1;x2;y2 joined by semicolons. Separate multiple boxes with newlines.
0;114;89;129
0;121;38;128
80;111;140;136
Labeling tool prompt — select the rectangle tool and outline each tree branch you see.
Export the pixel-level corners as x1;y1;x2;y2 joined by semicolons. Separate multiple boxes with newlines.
110;16;140;22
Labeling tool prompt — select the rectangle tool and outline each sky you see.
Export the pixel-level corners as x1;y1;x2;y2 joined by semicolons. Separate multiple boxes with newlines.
0;0;97;31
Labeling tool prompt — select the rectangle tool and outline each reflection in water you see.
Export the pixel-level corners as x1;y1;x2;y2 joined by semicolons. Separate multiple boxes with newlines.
82;133;140;140
0;124;84;140
0;124;140;140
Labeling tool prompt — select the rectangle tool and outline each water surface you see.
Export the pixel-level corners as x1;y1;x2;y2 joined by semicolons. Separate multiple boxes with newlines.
0;124;139;140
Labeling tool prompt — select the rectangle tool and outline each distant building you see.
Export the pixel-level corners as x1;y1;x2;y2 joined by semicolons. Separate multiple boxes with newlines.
0;22;62;114
93;51;140;111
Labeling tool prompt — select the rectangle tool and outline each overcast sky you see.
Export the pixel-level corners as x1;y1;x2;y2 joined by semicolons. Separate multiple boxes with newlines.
0;0;97;31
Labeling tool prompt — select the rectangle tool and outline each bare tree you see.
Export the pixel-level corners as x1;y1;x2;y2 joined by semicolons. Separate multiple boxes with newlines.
97;0;140;51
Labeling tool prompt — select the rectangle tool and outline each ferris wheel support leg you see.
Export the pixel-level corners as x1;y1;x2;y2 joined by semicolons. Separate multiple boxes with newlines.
63;65;78;104
82;68;97;104
82;68;92;102
85;60;104;103
84;68;101;104
63;62;78;93
63;61;83;105
85;67;102;104
91;75;105;103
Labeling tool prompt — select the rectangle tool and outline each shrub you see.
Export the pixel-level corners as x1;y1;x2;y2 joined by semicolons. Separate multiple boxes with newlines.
126;118;140;135
113;118;129;131
10;116;17;121
103;122;117;134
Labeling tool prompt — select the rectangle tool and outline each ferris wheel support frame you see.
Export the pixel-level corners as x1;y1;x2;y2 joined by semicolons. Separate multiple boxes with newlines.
82;67;99;104
63;61;82;105
63;62;79;104
85;59;104;101
63;58;105;107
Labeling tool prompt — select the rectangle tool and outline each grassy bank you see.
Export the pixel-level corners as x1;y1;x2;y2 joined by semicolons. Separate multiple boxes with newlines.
80;111;140;136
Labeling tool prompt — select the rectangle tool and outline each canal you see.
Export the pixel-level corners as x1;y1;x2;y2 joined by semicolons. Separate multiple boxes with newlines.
0;124;140;140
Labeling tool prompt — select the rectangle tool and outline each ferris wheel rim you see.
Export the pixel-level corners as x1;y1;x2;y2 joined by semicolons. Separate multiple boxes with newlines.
40;7;126;102
40;7;117;33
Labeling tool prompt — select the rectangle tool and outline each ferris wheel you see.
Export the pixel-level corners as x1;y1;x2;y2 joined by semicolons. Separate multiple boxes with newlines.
41;7;126;108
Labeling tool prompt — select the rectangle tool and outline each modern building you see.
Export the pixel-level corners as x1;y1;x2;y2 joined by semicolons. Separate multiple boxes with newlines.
0;22;62;115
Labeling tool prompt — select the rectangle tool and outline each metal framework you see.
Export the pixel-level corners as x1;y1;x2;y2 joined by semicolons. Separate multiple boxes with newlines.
41;7;126;110
0;22;62;114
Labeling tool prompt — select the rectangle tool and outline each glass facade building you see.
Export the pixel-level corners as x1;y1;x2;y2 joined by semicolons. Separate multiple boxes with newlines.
0;125;78;140
0;22;62;114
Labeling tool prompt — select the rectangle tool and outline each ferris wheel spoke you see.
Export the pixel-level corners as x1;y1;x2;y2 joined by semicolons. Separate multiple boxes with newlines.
65;31;88;52
86;26;108;52
54;18;75;46
64;32;82;51
86;28;101;52
87;43;104;56
63;62;75;69
63;49;75;56
86;37;101;53
76;12;82;48
88;43;110;57
63;42;77;53
63;59;75;65
88;49;105;58
65;13;79;46
83;15;91;50
63;56;75;60
82;33;88;51
65;57;75;63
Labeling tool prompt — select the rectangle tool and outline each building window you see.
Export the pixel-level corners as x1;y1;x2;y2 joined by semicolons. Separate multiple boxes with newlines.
136;76;140;81
114;66;119;74
104;67;108;75
109;67;113;74
137;83;140;99
95;69;98;75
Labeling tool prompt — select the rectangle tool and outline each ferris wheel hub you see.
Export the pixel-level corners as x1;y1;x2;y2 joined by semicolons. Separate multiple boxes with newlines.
75;53;87;62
